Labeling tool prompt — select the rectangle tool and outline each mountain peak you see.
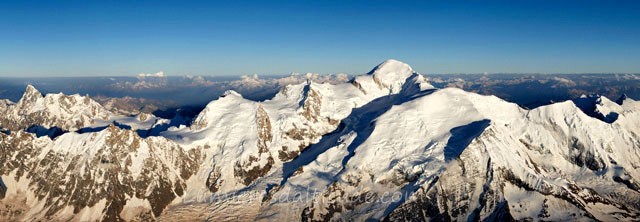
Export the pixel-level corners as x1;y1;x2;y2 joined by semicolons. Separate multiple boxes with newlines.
18;84;43;106
23;84;42;98
367;59;414;76
221;90;243;98
359;59;421;94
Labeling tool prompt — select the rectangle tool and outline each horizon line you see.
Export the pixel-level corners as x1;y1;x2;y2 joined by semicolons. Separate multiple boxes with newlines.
1;72;639;78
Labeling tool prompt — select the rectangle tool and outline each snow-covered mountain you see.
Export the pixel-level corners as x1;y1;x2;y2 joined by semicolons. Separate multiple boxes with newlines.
1;60;639;221
0;125;200;221
0;85;165;136
0;85;112;131
260;88;640;221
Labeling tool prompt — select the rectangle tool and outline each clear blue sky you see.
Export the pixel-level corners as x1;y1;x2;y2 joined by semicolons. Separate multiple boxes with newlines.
1;0;639;76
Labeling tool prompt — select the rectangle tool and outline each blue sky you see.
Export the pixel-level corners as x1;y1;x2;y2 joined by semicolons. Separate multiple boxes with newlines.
1;0;639;76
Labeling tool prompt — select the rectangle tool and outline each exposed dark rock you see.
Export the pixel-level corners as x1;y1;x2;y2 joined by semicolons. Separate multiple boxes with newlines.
234;155;275;186
0;126;201;221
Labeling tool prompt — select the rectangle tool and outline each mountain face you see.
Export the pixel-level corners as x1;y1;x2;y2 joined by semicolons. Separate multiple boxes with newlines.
0;126;200;221
1;60;639;221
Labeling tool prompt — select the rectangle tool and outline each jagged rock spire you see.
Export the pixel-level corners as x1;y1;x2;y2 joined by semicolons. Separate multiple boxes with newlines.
19;84;43;104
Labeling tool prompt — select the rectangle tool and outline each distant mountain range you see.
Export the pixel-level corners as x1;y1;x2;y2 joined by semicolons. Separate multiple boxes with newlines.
0;68;637;115
1;60;639;221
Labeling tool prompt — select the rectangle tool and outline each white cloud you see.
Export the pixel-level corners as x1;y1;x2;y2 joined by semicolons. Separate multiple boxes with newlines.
137;71;165;78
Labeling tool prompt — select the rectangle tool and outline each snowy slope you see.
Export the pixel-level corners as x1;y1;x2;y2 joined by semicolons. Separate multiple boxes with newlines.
259;88;640;221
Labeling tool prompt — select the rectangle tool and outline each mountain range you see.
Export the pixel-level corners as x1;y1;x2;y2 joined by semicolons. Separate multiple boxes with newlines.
1;60;639;221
